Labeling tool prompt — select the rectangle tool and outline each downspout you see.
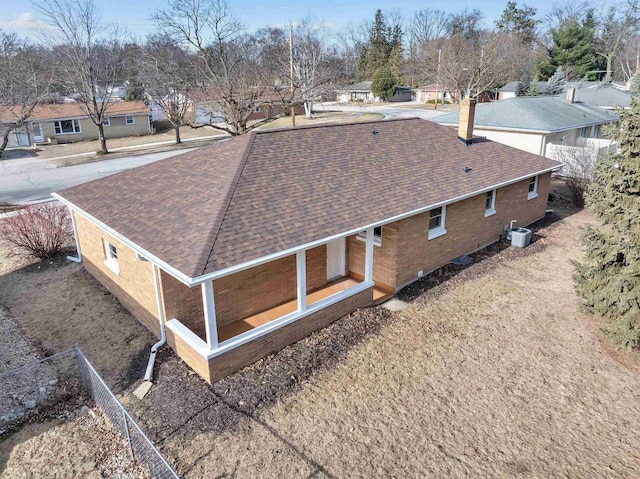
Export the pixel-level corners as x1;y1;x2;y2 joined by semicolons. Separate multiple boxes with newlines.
144;263;166;382
540;135;548;158
66;207;82;263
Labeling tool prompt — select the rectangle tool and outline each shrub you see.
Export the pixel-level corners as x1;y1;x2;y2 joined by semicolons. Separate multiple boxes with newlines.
0;203;73;260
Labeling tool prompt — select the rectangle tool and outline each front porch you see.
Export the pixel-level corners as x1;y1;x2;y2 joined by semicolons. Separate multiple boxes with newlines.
164;227;387;382
217;276;392;342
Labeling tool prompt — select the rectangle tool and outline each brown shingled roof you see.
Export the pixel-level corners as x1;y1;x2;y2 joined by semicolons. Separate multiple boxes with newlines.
56;118;560;279
0;101;149;122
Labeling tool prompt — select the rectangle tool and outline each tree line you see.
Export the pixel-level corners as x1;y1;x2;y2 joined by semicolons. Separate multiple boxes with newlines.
2;0;640;156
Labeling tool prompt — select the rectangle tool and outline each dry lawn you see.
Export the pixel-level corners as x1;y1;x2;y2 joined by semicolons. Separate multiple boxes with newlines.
256;112;383;129
0;251;154;392
0;408;149;479
156;207;640;478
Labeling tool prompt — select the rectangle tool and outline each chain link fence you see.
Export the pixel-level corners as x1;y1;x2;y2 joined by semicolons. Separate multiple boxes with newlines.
0;346;180;479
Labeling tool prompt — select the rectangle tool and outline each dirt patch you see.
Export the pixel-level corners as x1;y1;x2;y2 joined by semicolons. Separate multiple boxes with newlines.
1;407;149;479
0;246;154;392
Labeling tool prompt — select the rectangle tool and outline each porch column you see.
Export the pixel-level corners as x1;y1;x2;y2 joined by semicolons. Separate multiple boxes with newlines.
296;250;307;312
201;280;218;350
364;227;374;283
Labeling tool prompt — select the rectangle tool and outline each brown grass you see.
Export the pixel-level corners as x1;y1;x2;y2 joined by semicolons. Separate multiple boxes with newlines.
0;408;149;479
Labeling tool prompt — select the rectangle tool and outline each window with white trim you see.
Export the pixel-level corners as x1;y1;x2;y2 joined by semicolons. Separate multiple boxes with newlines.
103;239;120;274
125;115;135;125
591;124;599;138
485;190;496;217
527;176;539;200
579;127;587;137
428;206;446;240
102;117;110;126
357;225;382;246
53;119;81;134
561;135;568;145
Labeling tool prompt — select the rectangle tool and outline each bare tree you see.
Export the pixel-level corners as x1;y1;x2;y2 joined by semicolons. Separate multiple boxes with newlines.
154;0;283;136
0;31;50;157
595;2;640;81
410;9;448;51
139;35;197;144
35;0;124;154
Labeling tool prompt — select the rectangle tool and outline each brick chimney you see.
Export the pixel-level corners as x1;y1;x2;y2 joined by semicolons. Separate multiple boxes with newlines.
566;87;576;104
458;97;476;145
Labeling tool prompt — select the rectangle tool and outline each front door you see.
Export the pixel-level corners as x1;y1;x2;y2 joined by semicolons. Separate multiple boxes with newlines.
326;238;346;281
31;122;44;142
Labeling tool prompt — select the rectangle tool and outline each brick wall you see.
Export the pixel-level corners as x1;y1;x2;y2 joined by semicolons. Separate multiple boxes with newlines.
213;245;327;327
347;226;398;289
395;173;550;287
160;271;205;339
73;212;161;338
207;286;374;382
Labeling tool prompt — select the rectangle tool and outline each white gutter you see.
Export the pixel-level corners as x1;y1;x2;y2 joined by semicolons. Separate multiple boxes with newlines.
53;163;561;287
144;263;166;382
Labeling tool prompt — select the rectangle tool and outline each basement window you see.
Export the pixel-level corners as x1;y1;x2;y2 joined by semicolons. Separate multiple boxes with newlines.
485;190;496;217
357;226;382;246
428;206;447;240
527;176;539;200
103;239;120;275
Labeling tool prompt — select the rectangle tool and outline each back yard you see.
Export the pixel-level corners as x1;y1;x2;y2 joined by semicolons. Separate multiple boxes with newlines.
2;181;640;477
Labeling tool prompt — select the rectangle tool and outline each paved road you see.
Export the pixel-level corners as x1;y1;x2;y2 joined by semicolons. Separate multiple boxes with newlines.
313;102;450;120
0;148;197;204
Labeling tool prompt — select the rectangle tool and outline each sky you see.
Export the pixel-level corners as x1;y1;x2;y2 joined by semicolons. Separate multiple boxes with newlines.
0;0;561;42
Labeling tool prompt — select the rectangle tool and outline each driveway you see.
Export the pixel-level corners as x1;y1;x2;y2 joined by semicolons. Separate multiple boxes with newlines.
0;148;197;203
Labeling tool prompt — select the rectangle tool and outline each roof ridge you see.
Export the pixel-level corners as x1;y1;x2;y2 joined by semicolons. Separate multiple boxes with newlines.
193;131;258;276
254;116;422;135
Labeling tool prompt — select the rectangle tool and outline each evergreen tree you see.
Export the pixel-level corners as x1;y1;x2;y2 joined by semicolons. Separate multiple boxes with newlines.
495;1;541;46
543;67;566;95
574;100;640;348
371;65;397;100
356;10;403;80
547;14;597;80
631;74;640;97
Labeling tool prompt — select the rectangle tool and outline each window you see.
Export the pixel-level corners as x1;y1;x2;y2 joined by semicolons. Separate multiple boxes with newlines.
579;127;587;137
254;106;262;113
561;135;568;145
591;124;599;138
125;115;135;125
357;226;382;246
428;206;447;240
103;239;119;275
485;190;496;217
528;176;539;200
102;117;110;127
53;119;81;135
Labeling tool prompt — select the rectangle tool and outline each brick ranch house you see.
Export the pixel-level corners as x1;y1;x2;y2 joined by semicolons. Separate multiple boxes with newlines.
54;100;561;383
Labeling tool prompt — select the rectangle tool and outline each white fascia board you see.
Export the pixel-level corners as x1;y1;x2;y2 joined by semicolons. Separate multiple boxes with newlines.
440;119;615;135
52;193;195;286
190;164;561;284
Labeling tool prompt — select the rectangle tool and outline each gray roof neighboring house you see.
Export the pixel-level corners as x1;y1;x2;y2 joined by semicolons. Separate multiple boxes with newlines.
499;81;549;93
435;96;618;133
339;81;373;92
570;86;631;109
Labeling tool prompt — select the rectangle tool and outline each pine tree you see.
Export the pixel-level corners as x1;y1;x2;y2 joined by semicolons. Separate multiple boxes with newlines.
371;65;397;100
631;73;640;97
495;1;541;46
356;10;403;80
574;100;640;348
543;67;566;95
548;14;597;80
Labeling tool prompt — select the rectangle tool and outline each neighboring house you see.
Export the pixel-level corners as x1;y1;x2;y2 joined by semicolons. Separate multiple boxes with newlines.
2;101;151;148
569;85;631;110
190;90;305;126
336;81;413;103
415;84;453;103
54;106;560;384
435;89;618;158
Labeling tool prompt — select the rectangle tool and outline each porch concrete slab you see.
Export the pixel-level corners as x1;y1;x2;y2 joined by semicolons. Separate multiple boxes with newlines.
382;298;409;312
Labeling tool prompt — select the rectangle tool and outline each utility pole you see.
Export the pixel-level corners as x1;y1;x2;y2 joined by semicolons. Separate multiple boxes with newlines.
290;26;296;128
434;48;441;110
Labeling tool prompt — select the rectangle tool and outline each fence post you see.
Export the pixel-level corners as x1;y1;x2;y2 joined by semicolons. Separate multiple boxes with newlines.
123;409;134;460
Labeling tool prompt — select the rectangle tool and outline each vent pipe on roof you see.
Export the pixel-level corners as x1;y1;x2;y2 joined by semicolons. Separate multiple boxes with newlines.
566;87;576;104
458;97;476;145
